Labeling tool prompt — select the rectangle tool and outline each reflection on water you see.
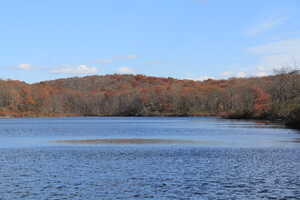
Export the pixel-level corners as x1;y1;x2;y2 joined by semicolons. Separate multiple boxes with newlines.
223;124;285;129
282;138;300;143
0;117;299;199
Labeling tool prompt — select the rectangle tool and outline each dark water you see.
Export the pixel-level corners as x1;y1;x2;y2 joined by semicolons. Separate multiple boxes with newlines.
0;117;299;200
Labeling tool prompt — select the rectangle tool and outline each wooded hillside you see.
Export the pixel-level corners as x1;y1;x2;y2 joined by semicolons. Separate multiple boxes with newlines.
0;72;299;128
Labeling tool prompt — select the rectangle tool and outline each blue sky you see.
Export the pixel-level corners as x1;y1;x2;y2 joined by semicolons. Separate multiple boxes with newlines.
0;0;299;83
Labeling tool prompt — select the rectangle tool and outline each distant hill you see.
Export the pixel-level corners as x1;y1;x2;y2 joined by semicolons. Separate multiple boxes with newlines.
0;73;299;128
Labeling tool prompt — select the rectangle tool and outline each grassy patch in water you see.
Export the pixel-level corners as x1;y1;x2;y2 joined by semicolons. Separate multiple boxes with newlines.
52;138;211;145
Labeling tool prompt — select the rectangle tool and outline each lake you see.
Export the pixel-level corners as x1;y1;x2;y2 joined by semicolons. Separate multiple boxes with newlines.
0;117;299;199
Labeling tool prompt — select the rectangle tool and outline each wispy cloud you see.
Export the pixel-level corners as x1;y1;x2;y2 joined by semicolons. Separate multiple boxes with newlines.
246;16;287;36
186;76;215;81
51;65;99;75
17;64;32;70
255;71;268;77
113;55;137;60
248;38;300;71
236;72;247;78
220;71;249;79
249;38;300;55
220;71;232;78
116;66;135;74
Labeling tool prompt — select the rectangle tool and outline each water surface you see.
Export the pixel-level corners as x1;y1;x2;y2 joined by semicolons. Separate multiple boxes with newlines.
0;117;299;199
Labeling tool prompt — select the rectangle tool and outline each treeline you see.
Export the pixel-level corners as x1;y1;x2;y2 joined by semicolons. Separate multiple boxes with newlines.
0;71;299;128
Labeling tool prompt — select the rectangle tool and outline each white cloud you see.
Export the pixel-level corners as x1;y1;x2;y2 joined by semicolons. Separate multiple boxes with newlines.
116;66;135;74
220;71;250;79
51;65;99;75
246;17;287;36
198;76;215;81
236;72;247;78
113;55;137;60
255;71;268;77
220;71;232;77
186;76;215;81
249;38;300;71
17;64;32;70
249;38;300;55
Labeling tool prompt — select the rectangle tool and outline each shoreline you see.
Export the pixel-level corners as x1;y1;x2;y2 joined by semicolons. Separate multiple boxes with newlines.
0;112;298;130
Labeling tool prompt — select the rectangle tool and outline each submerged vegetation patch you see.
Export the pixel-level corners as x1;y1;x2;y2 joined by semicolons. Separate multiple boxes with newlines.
52;138;212;145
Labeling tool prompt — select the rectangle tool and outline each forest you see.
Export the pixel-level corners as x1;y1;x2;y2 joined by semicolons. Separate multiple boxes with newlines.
0;69;299;128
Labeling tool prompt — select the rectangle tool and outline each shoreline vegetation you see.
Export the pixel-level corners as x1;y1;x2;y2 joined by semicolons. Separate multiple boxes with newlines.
0;71;299;129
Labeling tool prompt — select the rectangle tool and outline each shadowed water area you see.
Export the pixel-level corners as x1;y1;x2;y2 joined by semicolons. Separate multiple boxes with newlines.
0;117;299;199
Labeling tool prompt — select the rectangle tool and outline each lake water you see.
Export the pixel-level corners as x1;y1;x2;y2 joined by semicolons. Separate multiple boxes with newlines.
0;117;299;199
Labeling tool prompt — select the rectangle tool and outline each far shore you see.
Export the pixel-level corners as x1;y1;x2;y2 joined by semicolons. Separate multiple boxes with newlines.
0;112;299;130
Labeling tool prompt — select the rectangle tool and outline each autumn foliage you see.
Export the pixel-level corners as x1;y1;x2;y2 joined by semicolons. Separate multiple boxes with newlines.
0;73;299;127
